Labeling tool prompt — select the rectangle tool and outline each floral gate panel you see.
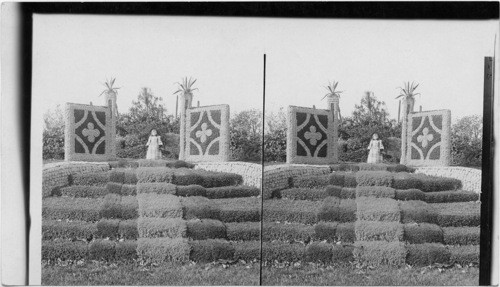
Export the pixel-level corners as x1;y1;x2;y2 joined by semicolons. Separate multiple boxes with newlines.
286;106;337;164
406;109;451;166
65;103;116;161
186;104;230;162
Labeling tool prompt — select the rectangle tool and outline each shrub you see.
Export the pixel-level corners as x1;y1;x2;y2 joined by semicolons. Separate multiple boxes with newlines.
109;170;125;183
414;174;462;192
187;219;226;240
189;239;235;262
263;222;314;242
329;172;345;186
233;241;261;261
395;189;425;201
356;197;400;222
406;243;450;266
355;186;395;198
96;219;120;239
70;172;109;186
355;221;403;242
356;171;393;187
120;184;137;196
58;186;108;198
115;240;138;260
137;182;176;195
281;188;329;201
215;197;261;222
100;194;123;219
336;223;356;242
399;200;438;224
305;242;333;263
358;163;388;171
138;217;187;238
392;173;422;190
332;245;355;262
262;241;305;262
42;240;88;261
181;196;219;220
42;197;101;222
386;164;408;173
264;199;318;225
198;170;243;188
42;220;96;240
136;167;175;183
292;175;330;188
434;202;481;227
449;245;479;265
206;186;260;199
118;219;138;239
353;241;406;267
123;170;138;184
226;222;260;241
425;190;479;203
314;222;337;242
106;182;123;195
88;239;116;261
172;168;205;186
137;237;190;263
443;227;480;245
176;185;206;197
403;223;443;244
138;193;183;218
317;197;356;222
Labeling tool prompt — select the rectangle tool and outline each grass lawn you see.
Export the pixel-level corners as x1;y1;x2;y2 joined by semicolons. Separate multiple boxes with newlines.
261;263;478;286
42;260;260;285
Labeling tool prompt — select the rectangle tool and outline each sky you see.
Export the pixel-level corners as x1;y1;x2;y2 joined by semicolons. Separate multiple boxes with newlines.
33;15;498;122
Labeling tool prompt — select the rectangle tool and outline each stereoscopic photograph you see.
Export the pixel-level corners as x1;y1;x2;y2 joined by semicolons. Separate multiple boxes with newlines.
1;2;497;286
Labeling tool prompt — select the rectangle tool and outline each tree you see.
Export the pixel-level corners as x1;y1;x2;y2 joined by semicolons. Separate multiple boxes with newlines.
352;91;390;125
42;105;65;160
451;115;482;167
230;109;262;162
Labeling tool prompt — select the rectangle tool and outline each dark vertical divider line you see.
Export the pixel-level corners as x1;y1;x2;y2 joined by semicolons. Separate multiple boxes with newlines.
260;54;266;286
479;56;494;286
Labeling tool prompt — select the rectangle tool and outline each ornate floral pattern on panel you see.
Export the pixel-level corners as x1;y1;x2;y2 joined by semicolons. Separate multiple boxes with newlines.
186;105;229;162
407;110;451;166
287;106;337;164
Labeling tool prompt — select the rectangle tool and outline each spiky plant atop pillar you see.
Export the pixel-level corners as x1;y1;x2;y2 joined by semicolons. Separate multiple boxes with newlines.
322;80;343;163
99;78;120;159
396;81;420;164
174;77;198;160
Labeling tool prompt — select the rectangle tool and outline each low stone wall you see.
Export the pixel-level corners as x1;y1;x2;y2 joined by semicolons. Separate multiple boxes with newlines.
263;164;331;199
414;166;482;194
194;161;262;189
42;161;110;198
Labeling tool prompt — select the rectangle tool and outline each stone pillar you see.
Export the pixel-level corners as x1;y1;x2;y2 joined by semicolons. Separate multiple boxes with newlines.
400;97;414;164
179;93;193;161
327;94;340;163
105;92;117;159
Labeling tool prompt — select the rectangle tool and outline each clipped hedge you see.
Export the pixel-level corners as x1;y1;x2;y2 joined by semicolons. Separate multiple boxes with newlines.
305;242;333;263
434;202;481;227
215;197;261;222
118;219;138;239
355;220;403;242
58;186;108;198
120;184;137;196
280;188;329;201
137;182;176;195
356;171;393;187
108;159;139;169
43;197;101;222
331;244;355;261
165;160;195;169
392;173;423;190
263;222;314;242
262;241;305;262
264;199;318;225
189;239;235;262
106;182;123;195
344;173;357;187
176;185;206;197
136;167;175;183
137;237;190;263
115;240;138;260
100;193;122;219
336;222;356;243
96;219;120;239
406;243;450;266
109;170;125;183
443;227;480;245
330;163;360;172
89;239;116;261
123;170;138;184
314;221;337;242
449;245;479;265
317;197;356;223
187;219;226;240
324;185;356;199
353;241;406;267
181;196;219;220
137;159;170;167
416;174;462;192
121;196;139;219
329;172;345;186
206;186;260;199
395;189;426;201
358;163;388;171
138;217;187;238
356;197;400;222
226;222;260;241
42;220;96;240
399;200;438;224
292;175;331;188
70;172;109;186
138;193;183;218
403;223;443;244
232;241;261;261
42;240;88;261
425;190;479;203
355;186;395;198
172;168;205;186
386;164;409;173
197;170;244;188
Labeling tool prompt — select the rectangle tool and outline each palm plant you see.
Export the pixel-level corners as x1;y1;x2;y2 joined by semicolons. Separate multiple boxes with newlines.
396;81;420;100
321;80;343;100
99;77;120;97
173;77;198;97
